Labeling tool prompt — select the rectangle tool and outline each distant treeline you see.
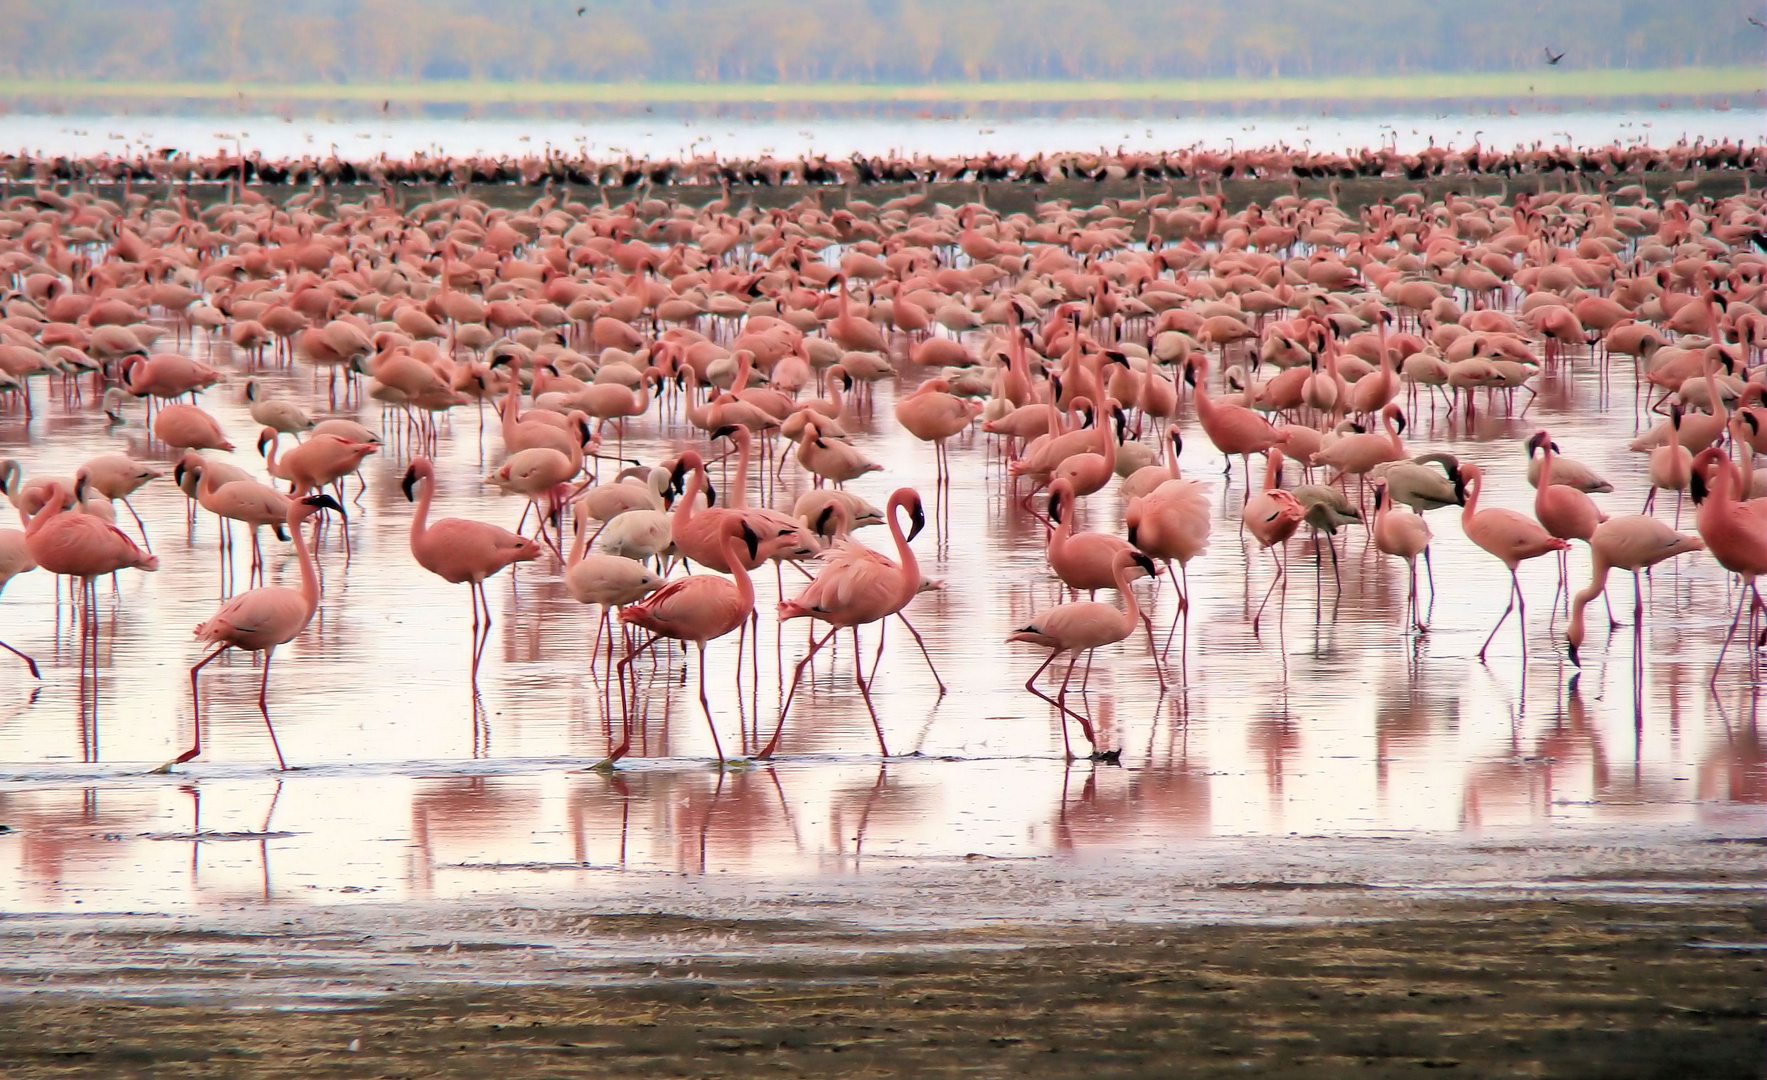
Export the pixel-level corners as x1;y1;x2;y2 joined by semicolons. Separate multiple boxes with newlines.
1;0;1758;85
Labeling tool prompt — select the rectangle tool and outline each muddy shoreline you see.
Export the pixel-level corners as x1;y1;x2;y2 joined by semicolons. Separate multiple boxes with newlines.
1;894;1761;1078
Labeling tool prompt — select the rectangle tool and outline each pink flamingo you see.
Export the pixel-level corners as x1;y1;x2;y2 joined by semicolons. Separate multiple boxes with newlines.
168;494;342;772
1371;479;1434;633
1126;477;1212;667
1240;450;1306;634
1566;515;1704;668
1528;430;1607;610
610;518;762;764
1458;461;1570;661
403;456;542;675
1689;447;1767;681
766;488;943;758
1186;354;1286;497
153;403;233;452
25;476;160;693
1007;547;1158;760
0;526;39;677
894;378;982;491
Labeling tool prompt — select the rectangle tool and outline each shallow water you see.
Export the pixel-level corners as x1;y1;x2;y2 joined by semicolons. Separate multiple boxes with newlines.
6;107;1763;163
1;305;1763;916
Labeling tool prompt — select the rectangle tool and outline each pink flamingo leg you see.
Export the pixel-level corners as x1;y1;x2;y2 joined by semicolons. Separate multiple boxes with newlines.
0;639;39;679
1478;570;1521;662
761;623;841;759
257;645;288;771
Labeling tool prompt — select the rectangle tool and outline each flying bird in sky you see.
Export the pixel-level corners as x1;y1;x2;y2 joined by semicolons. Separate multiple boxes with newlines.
1543;46;1565;65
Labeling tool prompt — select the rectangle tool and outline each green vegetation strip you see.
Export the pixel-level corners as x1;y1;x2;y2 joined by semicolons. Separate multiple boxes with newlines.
0;68;1761;106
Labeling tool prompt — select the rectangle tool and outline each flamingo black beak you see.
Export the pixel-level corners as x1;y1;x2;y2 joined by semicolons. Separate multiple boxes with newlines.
907;499;926;542
256;431;273;456
704;479;717;507
1132;553;1157;577
711;424;739;441
1525;431;1547;455
1126;524;1139;548
1567;641;1581;668
740;522;760;561
1183;363;1197;388
304;493;345;514
1048;489;1064;525
1392;410;1407;436
1689;469;1708;505
273;523;289;541
401;466;418;502
173;461;187;487
815;505;836;536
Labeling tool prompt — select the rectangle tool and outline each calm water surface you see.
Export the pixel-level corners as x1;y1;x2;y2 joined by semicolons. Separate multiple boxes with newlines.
6;108;1763;163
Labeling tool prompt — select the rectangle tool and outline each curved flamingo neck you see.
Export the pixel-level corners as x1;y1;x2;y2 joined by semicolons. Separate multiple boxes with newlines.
24;484;68;537
1262;449;1282;491
731;429;751;509
721;532;755;613
1461;472;1483;525
409;469;434;549
886;494;920;609
675;461;706;532
290;508;321;618
1113;555;1142;633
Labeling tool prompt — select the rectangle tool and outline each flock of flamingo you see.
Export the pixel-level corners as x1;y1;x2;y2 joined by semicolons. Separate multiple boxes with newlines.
16;136;1763;190
0;145;1763;771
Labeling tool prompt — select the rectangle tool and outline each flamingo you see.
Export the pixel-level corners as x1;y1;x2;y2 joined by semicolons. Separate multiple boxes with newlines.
1689;447;1767;680
1528;431;1608;609
1371;479;1434;633
1566;516;1704;667
167;494;343;772
403;456;542;675
1241;450;1306;634
610;517;762;764
767;487;944;758
0;527;39;677
1007;547;1158;760
1458;461;1570;661
1126;476;1212;668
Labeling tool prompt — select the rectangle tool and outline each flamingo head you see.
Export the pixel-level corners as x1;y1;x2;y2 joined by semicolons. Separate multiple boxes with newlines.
1525;430;1550;457
300;492;345;520
739;521;760;561
902;491;926;542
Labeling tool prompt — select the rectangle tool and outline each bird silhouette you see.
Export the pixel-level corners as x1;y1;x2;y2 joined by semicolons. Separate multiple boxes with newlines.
576;5;586;13
1543;46;1565;65
1749;15;1766;29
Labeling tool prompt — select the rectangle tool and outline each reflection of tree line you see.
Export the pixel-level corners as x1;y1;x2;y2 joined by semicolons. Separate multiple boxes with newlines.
0;0;1754;86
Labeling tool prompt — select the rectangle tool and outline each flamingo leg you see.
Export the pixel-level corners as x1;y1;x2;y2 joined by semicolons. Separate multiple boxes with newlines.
121;496;152;552
1477;569;1522;663
603;631;664;764
0;638;39;679
850;626;891;756
1712;579;1752;686
695;641;726;763
257;646;288;771
760;623;840;759
1023;650;1075;760
1053;652;1100;752
1252;545;1284;635
894;612;946;693
166;643;230;769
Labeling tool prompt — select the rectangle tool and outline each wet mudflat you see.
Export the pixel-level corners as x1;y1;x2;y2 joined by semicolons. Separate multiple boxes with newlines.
0;895;1761;1078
